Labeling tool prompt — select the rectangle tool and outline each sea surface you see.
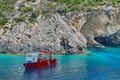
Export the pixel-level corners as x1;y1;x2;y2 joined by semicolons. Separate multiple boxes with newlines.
0;48;120;80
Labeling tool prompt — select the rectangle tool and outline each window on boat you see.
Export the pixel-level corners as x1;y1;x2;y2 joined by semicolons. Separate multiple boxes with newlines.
33;56;34;60
26;54;32;58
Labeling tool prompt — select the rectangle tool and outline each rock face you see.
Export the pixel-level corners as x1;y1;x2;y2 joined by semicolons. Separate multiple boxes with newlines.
0;13;87;53
81;10;120;47
95;29;120;47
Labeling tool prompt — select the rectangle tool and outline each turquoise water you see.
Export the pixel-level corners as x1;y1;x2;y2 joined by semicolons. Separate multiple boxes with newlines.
0;48;120;80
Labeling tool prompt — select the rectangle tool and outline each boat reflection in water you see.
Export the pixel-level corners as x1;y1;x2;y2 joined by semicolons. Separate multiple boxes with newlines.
22;64;56;80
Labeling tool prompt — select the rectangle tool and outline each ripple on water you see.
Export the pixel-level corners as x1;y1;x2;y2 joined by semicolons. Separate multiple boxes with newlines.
0;48;120;80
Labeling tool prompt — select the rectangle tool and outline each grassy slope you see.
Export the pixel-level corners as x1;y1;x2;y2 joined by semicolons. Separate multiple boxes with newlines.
0;0;120;25
0;0;17;25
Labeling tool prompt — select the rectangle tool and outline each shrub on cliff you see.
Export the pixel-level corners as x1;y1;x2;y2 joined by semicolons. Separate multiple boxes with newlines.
19;3;34;13
42;10;50;16
14;17;25;22
29;12;39;22
0;17;8;25
0;12;8;25
0;0;15;25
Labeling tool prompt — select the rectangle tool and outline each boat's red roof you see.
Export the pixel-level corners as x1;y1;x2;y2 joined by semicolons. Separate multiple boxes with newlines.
39;50;52;55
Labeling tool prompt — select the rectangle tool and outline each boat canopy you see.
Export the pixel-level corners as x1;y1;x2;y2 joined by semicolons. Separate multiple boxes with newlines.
39;50;52;55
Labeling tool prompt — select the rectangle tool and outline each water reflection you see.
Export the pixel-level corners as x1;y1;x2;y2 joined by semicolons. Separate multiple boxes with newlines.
22;64;56;80
50;64;57;71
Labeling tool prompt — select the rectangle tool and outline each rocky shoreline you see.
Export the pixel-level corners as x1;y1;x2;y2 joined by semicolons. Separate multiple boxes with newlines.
0;4;120;54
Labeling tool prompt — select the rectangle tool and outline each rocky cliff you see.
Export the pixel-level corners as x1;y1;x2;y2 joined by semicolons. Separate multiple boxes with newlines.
0;13;87;53
81;10;120;47
0;1;120;53
95;29;120;47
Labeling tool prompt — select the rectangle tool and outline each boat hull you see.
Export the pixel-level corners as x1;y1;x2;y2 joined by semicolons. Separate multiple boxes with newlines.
50;58;57;65
23;58;56;68
23;60;48;68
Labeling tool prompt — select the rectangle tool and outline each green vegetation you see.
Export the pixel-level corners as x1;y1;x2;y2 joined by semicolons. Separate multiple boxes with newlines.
14;17;25;22
47;0;120;12
32;0;36;2
29;12;39;22
42;10;50;16
0;0;15;12
18;2;40;22
0;12;8;25
0;0;17;25
0;17;8;25
0;0;120;25
19;4;33;13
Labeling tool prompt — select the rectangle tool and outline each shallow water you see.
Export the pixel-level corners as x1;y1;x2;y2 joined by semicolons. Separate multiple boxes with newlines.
0;48;120;80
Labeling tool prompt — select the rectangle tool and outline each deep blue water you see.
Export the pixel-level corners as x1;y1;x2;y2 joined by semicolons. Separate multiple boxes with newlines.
0;48;120;80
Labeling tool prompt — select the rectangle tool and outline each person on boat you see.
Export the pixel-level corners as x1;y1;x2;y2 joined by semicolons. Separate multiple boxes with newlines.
37;53;42;62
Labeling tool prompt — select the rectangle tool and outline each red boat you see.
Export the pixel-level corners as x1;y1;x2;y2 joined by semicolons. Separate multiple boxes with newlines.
23;50;57;68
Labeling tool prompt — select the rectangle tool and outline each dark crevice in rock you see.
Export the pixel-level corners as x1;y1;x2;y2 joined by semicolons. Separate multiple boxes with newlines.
25;34;32;39
94;36;120;47
94;37;110;46
60;37;73;52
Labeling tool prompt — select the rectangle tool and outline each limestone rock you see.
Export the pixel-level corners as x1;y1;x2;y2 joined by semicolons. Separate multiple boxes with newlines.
95;29;120;47
0;13;87;53
81;11;120;47
1;4;120;53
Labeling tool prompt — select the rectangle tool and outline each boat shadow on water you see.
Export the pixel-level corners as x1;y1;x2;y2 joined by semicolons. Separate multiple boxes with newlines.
22;64;56;80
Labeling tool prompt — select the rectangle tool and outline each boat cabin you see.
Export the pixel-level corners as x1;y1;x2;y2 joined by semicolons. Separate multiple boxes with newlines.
25;52;39;63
